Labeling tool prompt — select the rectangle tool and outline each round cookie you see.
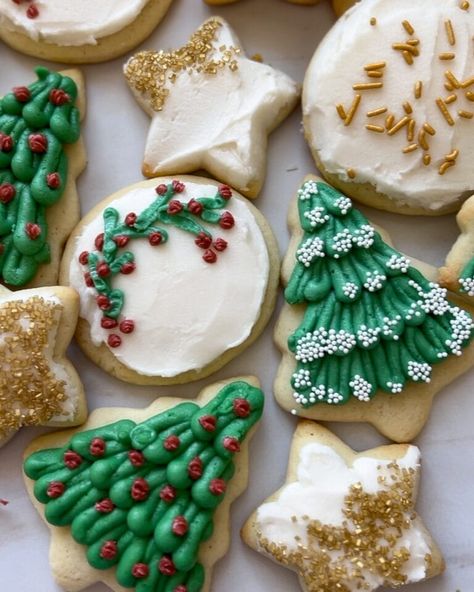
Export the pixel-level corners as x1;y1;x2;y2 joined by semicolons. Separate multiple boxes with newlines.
60;176;279;385
303;0;474;215
0;0;175;64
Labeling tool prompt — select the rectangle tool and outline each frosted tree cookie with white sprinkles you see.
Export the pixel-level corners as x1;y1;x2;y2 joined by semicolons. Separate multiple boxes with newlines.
274;176;474;441
0;285;86;447
303;0;474;215
242;422;445;592
0;0;175;64
124;17;299;199
61;176;279;386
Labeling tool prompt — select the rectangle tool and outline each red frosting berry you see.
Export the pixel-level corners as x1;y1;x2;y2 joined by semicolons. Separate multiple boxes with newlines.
233;398;251;418
46;172;61;189
195;232;212;249
218;184;232;199
188;457;203;480
131;478;150;501
120;261;135;275
199;415;217;432
219;211;235;230
12;86;30;102
203;249;217;264
26;4;39;19
163;435;180;451
47;481;65;498
167;199;183;215
94;233;105;251
25;222;41;240
155;184;168;195
90;437;106;457
172;515;189;537
28;133;48;153
187;199;203;216
114;235;129;248
108;334;122;348
209;478;227;496
64;450;83;469
159;485;177;503
0;183;16;204
78;250;89;265
149;232;163;246
158;556;176;576
95;498;115;513
97;294;110;310
0;134;13;153
223;436;240;453
172;180;185;193
132;563;149;579
174;586;187;592
125;212;137;227
101;317;118;329
119;319;135;334
97;262;111;277
213;238;228;252
49;88;70;106
100;540;118;560
128;450;145;467
84;272;94;287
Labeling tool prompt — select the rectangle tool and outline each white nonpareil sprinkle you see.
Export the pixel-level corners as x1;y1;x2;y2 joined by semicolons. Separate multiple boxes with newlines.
363;271;387;292
303;207;329;228
407;360;432;383
331;229;353;258
342;282;359;300
296;237;325;267
386;254;410;273
357;325;381;348
295;328;357;362
349;375;372;401
334;195;352;215
387;381;403;394
352;224;375;249
459;277;474;297
297;180;319;201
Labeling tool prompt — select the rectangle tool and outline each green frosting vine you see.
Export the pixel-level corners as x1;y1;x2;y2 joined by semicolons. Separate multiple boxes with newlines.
24;381;264;592
0;66;80;286
286;179;474;408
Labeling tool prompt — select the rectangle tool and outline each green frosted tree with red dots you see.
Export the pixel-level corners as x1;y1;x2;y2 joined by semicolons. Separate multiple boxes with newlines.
24;381;263;592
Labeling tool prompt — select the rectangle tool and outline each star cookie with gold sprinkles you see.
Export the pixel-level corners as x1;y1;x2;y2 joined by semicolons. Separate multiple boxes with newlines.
124;17;299;198
0;285;86;446
242;422;445;592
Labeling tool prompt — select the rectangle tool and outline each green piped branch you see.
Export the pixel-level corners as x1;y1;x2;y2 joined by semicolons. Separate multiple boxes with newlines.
24;381;264;592
0;66;80;286
285;180;474;408
77;180;236;349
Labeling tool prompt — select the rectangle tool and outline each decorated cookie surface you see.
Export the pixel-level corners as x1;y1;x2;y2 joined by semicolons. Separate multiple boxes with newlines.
124;17;299;198
0;285;86;446
62;176;278;385
243;422;444;592
274;176;474;441
303;0;474;214
24;378;264;592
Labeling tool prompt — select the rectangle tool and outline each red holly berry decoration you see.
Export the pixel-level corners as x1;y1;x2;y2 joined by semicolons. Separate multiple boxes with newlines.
101;317;118;329
195;232;212;249
172;180;185;193
128;450;145;467
108;334;122;348
28;133;48;154
158;556;176;576
233;398;251;418
132;563;149;579
219;211;235;230
47;481;65;498
25;223;41;240
131;478;150;501
64;450;83;469
174;586;187;592
78;251;89;265
223;436;240;453
84;272;94;287
203;249;217;264
0;183;16;204
94;233;104;251
0;134;13;153
90;438;106;457
100;540;118;560
187;199;203;216
49;88;70;106
214;238;228;252
26;4;39;19
46;172;61;189
167;200;183;215
160;485;177;503
163;435;180;451
199;415;217;432
155;184;168;195
114;235;129;248
97;294;110;310
188;457;203;480
209;478;227;496
172;515;189;537
120;261;135;275
12;86;30;103
218;184;232;199
95;498;115;513
97;262;111;277
125;212;137;227
119;319;135;334
149;232;163;246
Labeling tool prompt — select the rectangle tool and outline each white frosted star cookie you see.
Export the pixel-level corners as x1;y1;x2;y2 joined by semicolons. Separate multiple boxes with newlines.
303;0;474;215
124;17;299;198
242;421;445;592
0;0;175;63
0;285;86;447
60;176;279;385
274;176;474;441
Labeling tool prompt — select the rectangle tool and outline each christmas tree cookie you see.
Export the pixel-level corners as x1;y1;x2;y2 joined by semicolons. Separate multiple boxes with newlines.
124;17;299;198
24;377;264;592
275;176;474;441
242;421;445;592
0;284;86;447
0;66;85;288
61;176;279;385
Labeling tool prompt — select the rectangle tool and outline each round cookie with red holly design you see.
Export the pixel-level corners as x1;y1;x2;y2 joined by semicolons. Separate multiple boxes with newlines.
60;176;279;385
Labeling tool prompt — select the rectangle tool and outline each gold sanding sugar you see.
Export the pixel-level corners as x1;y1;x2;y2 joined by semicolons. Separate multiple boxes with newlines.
0;297;67;438
257;463;432;591
124;19;240;111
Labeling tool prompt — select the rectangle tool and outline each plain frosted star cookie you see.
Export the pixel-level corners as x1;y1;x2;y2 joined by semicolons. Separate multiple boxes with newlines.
242;421;445;592
0;285;86;447
274;176;474;441
0;0;175;64
60;176;279;385
303;0;474;215
124;17;299;199
0;67;85;288
24;377;264;592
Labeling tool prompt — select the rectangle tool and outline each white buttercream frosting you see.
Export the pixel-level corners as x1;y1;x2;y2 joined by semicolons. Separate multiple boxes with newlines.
256;442;431;590
68;180;270;377
303;0;474;211
0;0;149;46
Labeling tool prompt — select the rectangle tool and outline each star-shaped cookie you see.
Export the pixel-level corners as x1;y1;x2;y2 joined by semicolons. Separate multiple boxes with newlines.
0;285;86;446
243;421;444;592
124;17;299;198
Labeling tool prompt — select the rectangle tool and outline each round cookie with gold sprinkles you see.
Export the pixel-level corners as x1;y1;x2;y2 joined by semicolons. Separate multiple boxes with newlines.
303;0;474;215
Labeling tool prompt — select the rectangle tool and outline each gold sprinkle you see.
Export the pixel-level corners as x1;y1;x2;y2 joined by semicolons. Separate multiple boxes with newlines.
445;94;458;104
364;61;386;71
418;129;429;150
436;98;455;125
445;82;454;91
439;52;456;60
392;43;419;55
387;115;411;135
402;51;414;65
407;118;415;141
446;148;460;161
445;70;461;88
423;122;436;135
366;124;385;133
336;103;347;120
439;160;456;174
367;106;387;117
414;80;423;99
251;53;263;63
403;101;413;114
460;0;470;9
347;168;356;179
445;19;456;46
423;153;432;166
402;20;415;35
344;94;362;125
467;91;474;101
385;113;395;129
403;143;418;153
406;38;420;46
458;109;474;118
461;76;474;88
370;17;377;26
367;70;384;78
353;82;383;90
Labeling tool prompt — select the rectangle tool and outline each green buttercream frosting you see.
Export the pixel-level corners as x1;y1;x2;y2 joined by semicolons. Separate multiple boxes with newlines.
0;66;80;286
24;381;264;592
285;179;474;408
